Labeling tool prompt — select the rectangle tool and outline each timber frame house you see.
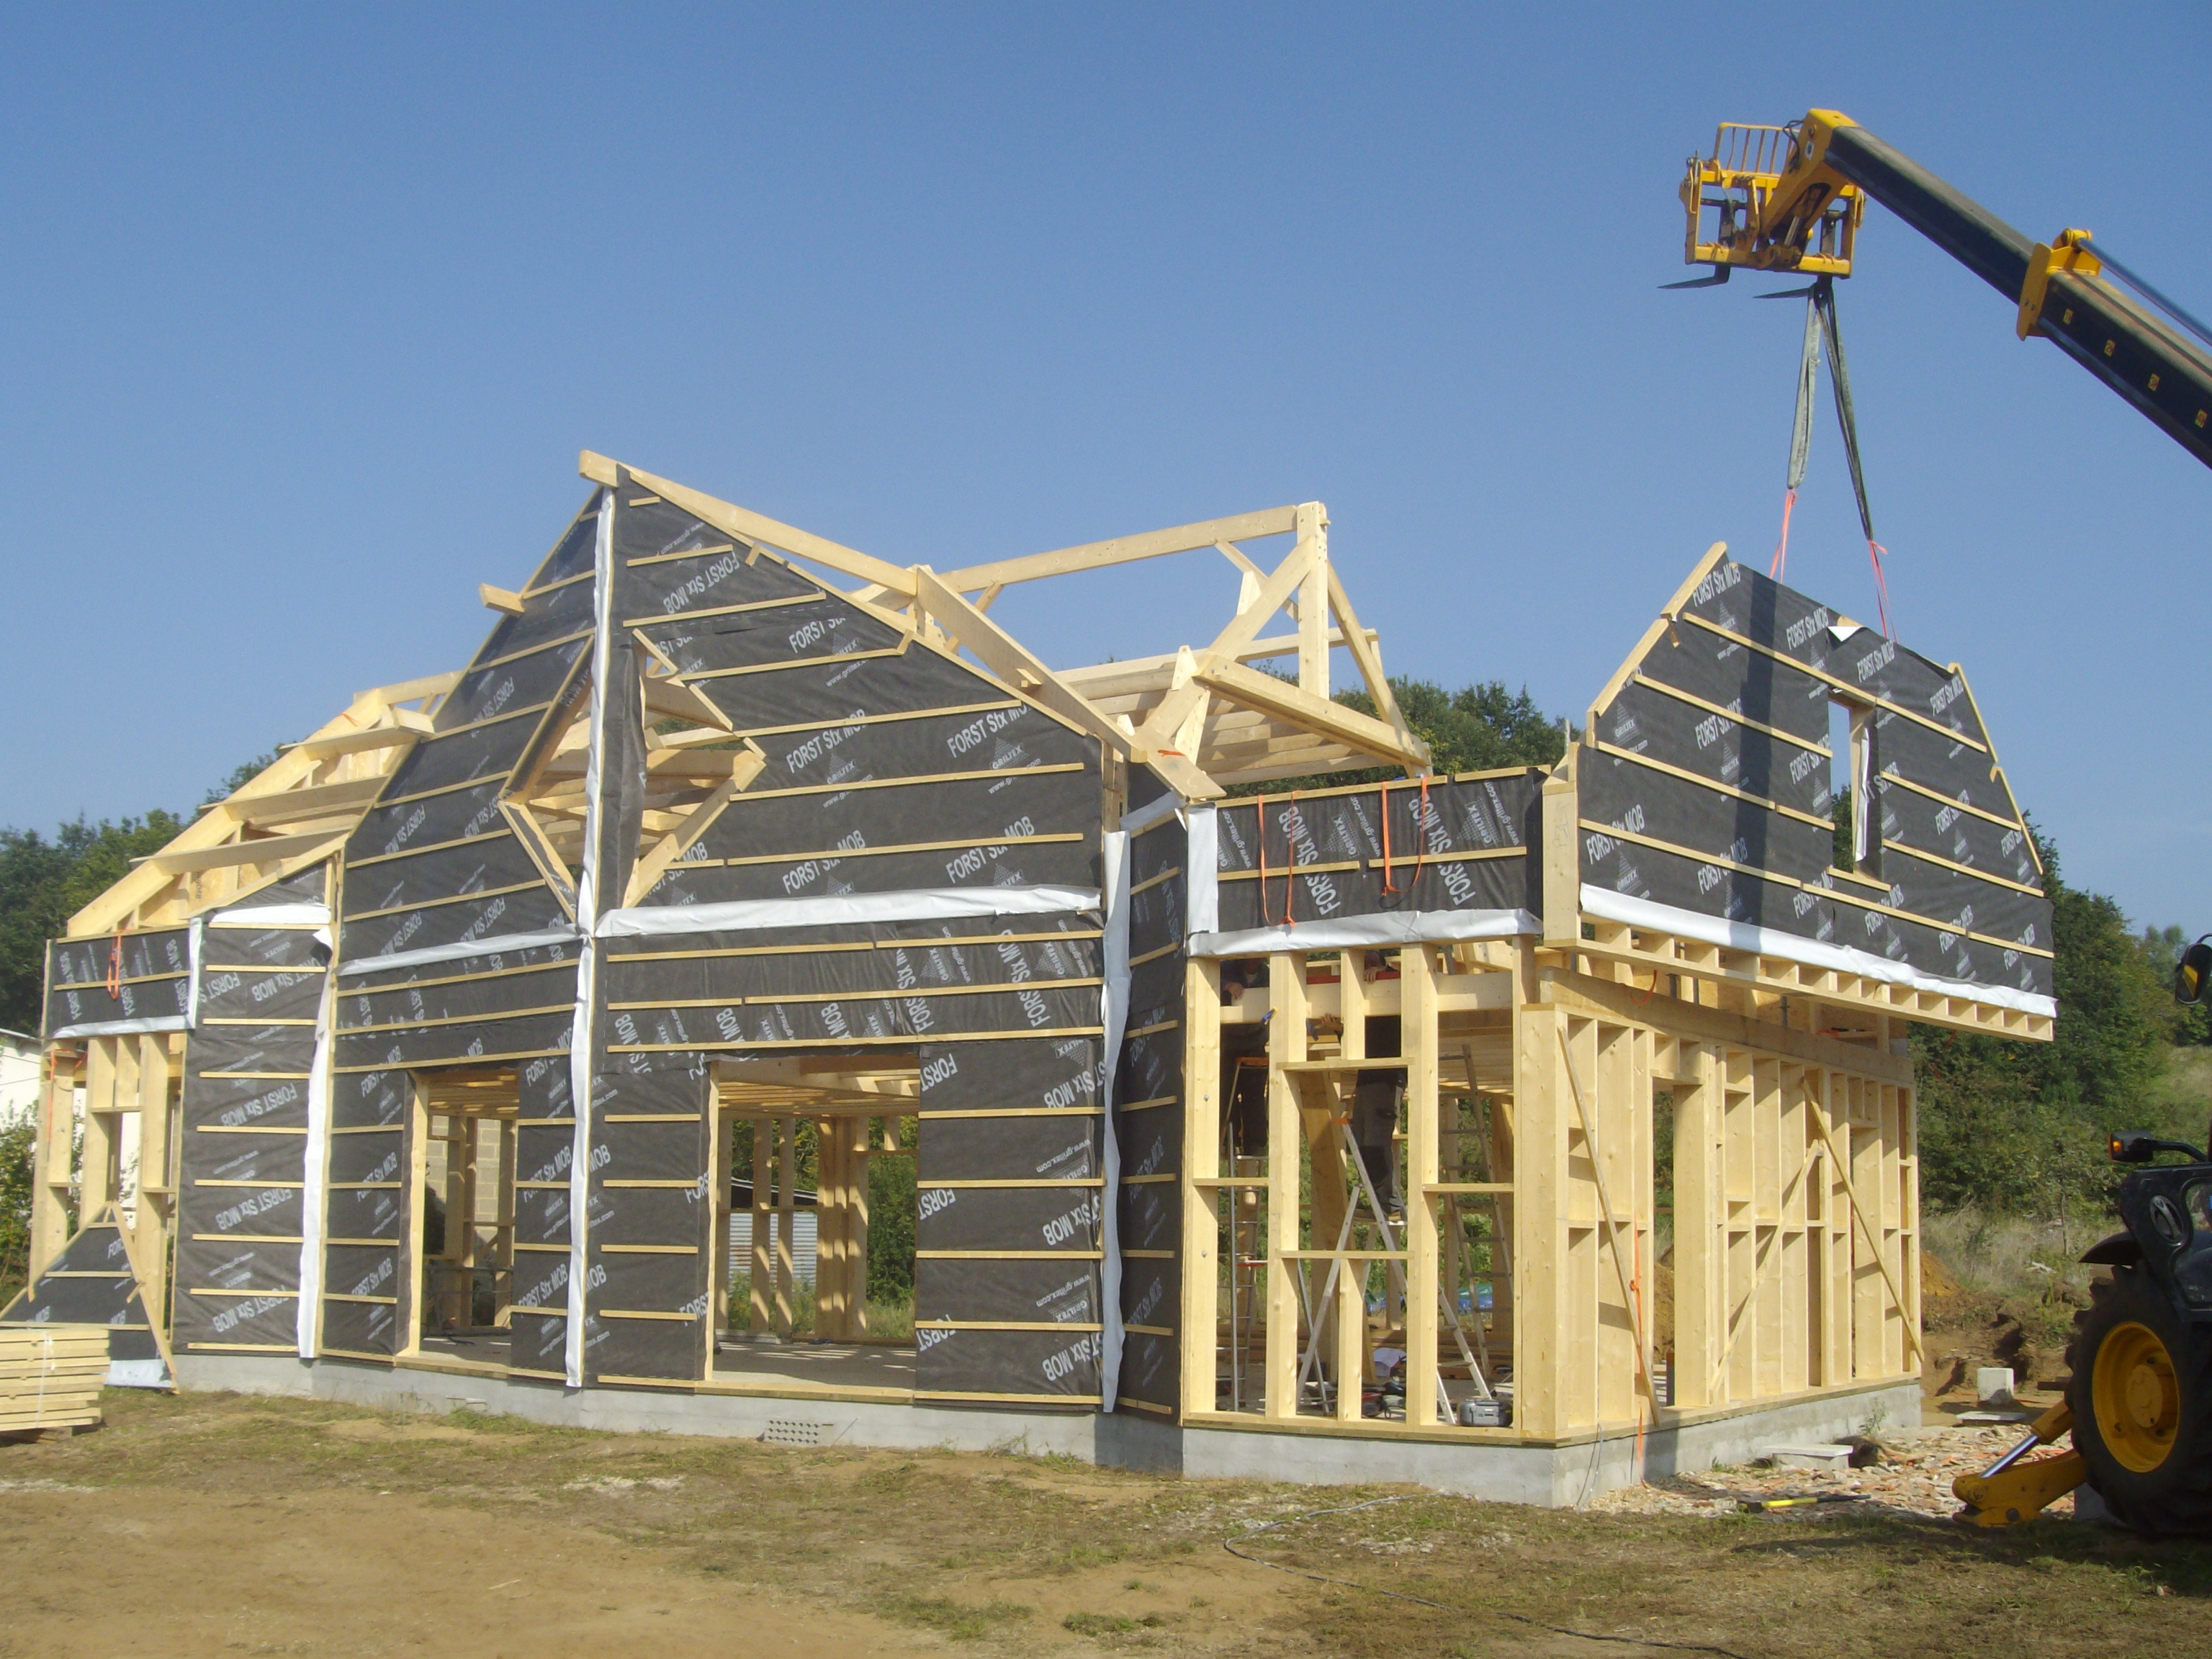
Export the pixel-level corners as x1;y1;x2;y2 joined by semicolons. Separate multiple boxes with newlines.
4;454;2053;1498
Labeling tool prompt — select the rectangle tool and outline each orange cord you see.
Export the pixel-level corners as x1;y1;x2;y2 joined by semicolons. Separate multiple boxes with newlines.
1255;795;1271;927
1866;538;1894;637
1768;485;1798;580
1379;780;1398;896
105;930;124;1000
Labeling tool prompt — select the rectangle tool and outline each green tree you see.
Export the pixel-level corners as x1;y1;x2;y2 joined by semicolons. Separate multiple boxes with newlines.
1915;832;2181;1212
867;1115;918;1303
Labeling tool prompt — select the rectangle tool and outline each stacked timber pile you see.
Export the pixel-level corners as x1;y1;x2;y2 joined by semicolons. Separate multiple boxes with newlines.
0;1324;107;1439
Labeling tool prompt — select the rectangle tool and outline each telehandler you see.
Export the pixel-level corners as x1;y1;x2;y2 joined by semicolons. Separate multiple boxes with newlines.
1673;111;2212;1528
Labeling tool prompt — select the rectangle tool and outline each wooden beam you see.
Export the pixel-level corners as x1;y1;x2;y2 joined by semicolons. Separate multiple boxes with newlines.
479;584;526;617
1130;539;1318;756
288;724;420;761
153;830;347;876
1058;626;1379;701
1324;564;1417;759
935;505;1300;593
72;683;415;934
631;630;736;732
208;776;390;825
1582;541;1729;734
580;451;917;598
909;565;1222;800
361;670;462;706
1295;503;1329;698
1187;655;1431;770
624;744;767;906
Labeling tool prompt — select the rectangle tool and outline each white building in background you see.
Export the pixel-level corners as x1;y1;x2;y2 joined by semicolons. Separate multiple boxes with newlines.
0;1028;40;1129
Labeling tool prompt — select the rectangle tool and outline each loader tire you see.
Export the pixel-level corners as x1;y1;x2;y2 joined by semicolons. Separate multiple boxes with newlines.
2065;1264;2212;1533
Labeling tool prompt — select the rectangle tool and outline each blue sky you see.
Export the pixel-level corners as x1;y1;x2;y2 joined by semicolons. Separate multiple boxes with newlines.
3;4;2207;927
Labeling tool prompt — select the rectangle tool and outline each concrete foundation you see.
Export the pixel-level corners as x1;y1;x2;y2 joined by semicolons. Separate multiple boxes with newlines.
174;1355;1917;1507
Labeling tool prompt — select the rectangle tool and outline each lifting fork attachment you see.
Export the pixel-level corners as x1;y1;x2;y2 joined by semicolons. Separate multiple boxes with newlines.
1952;1400;2087;1527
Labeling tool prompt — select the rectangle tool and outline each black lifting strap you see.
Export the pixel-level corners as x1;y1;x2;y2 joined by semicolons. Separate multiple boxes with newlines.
1766;274;1894;635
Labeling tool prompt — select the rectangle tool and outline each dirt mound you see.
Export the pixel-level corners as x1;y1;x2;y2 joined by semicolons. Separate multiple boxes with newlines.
1919;1245;1961;1305
1918;1244;2085;1395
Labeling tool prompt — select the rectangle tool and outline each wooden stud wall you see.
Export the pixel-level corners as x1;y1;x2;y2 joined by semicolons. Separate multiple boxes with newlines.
1180;940;1920;1442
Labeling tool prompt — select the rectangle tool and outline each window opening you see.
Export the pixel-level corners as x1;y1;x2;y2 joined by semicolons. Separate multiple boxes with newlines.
1828;697;1873;875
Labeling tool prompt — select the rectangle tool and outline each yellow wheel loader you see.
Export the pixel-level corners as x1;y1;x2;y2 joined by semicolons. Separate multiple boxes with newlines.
1954;937;2212;1530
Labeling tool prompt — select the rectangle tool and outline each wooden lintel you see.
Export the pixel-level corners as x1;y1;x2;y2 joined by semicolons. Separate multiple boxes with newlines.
936;505;1300;593
1190;655;1430;770
1540;967;1913;1084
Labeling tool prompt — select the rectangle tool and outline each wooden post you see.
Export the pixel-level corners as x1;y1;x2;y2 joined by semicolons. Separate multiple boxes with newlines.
1779;1063;1811;1395
1326;952;1366;1421
1541;748;1580;948
400;1079;428;1359
1899;1078;1921;1367
1670;1043;1718;1408
812;1117;840;1339
775;1115;796;1337
455;1115;480;1327
1850;1080;1886;1377
1488;1053;1518;1362
1512;1000;1568;1439
133;1033;174;1332
749;1117;772;1334
1403;943;1442;1426
29;1051;78;1279
1264;953;1308;1418
847;1113;871;1336
495;1115;516;1328
1182;957;1223;1414
1295;503;1329;698
711;1108;734;1342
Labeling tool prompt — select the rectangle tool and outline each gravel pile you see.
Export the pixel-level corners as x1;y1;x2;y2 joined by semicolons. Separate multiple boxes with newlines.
1581;1422;2080;1521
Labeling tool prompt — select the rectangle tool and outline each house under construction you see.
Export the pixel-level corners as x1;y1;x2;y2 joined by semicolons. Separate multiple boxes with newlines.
2;454;2053;1501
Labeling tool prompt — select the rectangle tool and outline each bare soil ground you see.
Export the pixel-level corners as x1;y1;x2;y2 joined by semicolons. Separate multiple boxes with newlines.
3;1386;2211;1659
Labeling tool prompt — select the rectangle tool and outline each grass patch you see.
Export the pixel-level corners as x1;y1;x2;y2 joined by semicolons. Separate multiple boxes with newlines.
1065;1611;1165;1635
877;1594;1033;1640
24;1389;2212;1658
